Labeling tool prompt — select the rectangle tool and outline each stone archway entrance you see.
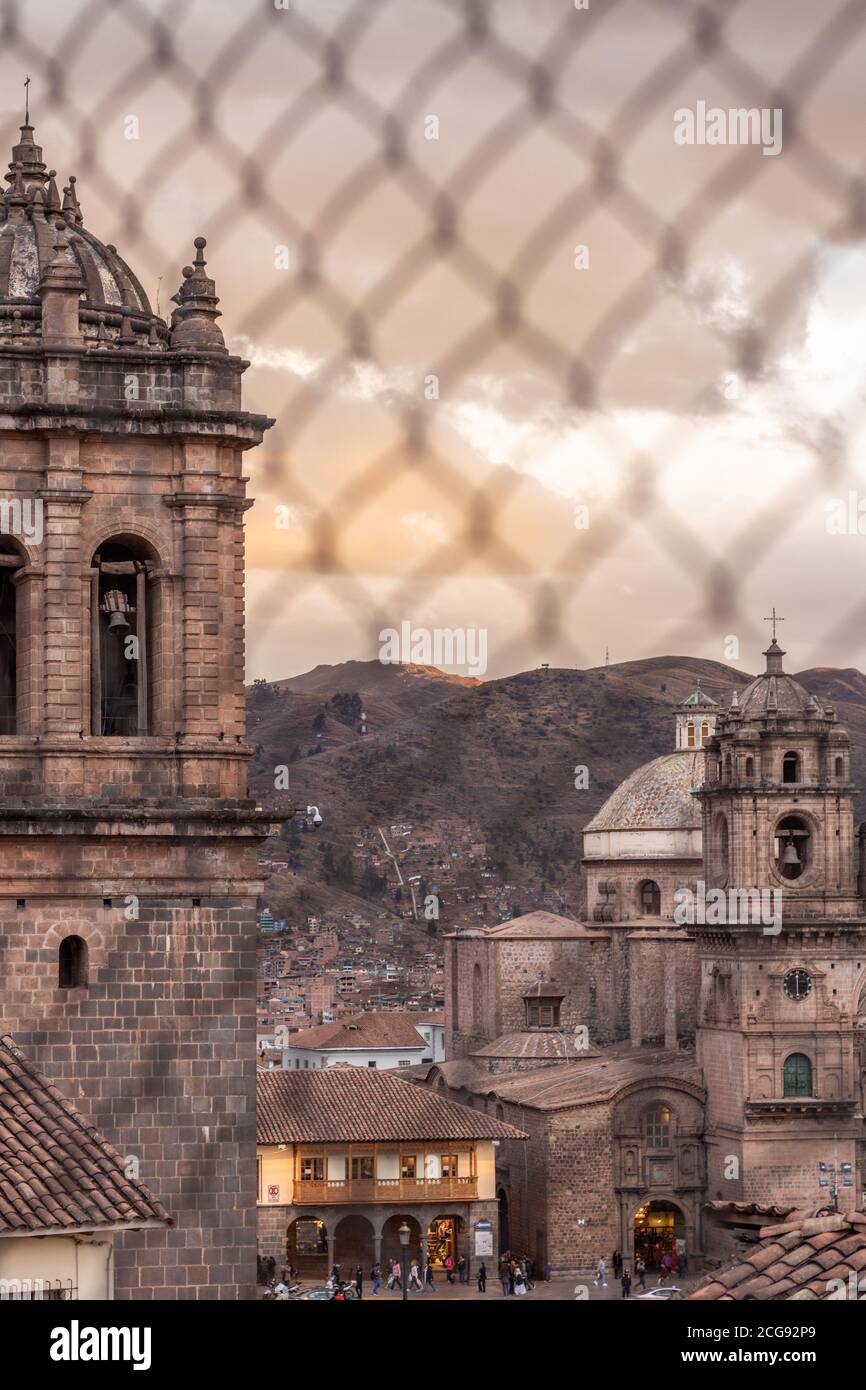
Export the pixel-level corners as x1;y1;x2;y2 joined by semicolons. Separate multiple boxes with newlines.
633;1199;685;1271
287;1216;328;1275
334;1214;374;1272
381;1213;423;1271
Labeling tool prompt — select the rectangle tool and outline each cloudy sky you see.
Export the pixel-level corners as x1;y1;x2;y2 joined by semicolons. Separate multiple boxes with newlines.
5;0;866;680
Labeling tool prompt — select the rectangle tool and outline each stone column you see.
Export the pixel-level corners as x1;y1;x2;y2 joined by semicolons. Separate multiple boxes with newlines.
39;479;92;737
11;564;44;735
628;937;643;1047
664;950;678;1050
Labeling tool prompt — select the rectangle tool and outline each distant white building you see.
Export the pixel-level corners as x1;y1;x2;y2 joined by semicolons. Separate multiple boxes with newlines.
280;1011;445;1071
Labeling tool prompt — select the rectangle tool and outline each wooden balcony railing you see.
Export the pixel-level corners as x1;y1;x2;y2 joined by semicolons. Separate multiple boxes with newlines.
293;1175;478;1204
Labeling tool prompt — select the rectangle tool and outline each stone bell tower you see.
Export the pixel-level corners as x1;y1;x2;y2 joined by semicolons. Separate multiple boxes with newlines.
0;119;279;1299
695;628;866;1212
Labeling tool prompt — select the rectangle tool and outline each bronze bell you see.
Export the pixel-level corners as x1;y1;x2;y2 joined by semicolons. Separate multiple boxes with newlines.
107;609;130;635
782;840;800;867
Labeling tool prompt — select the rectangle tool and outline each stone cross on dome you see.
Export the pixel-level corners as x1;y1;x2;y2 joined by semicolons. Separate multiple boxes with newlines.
763;607;786;673
764;607;784;642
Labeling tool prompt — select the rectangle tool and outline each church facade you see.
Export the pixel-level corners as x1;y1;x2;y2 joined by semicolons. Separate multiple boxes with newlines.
434;640;866;1273
0;120;278;1299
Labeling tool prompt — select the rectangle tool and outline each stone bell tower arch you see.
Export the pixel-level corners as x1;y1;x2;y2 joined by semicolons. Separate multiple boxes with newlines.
0;118;280;1299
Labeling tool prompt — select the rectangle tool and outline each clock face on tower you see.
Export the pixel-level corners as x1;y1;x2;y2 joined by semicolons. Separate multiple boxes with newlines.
783;969;812;1002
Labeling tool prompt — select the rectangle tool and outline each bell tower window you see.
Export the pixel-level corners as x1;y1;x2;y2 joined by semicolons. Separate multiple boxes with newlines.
835;756;844;778
700;721;710;745
0;554;17;734
686;722;696;748
782;751;800;784
91;540;155;736
776;815;810;880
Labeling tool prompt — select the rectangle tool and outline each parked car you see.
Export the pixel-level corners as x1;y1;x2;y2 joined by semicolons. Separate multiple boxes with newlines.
634;1285;683;1300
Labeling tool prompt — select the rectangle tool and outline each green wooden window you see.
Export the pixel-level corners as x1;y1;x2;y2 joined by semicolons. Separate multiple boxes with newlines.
783;1053;812;1097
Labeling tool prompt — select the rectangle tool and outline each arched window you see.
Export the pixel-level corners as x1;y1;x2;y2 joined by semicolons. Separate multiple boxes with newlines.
686;722;696;748
744;757;754;779
717;815;730;879
58;935;88;989
472;963;483;1030
835;756;844;778
640;880;661;916
91;539;157;735
0;537;28;734
776;815;810;880
700;721;710;746
783;1053;812;1097
724;753;732;783
782;751;800;784
645;1105;672;1148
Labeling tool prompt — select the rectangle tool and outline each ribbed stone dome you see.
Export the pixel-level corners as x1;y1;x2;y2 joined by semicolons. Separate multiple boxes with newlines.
0;123;153;313
720;641;820;725
584;750;704;832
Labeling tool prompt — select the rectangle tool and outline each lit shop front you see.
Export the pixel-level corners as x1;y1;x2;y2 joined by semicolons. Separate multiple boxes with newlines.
633;1200;686;1269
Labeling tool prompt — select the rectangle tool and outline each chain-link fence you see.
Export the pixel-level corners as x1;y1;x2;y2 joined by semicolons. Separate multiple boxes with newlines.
5;0;866;682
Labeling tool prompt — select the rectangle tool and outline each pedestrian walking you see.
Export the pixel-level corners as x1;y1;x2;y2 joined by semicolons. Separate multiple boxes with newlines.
594;1257;607;1288
477;1261;487;1293
371;1262;381;1295
500;1258;510;1296
408;1261;422;1291
266;1255;276;1282
514;1267;526;1295
544;1261;552;1283
355;1264;363;1299
621;1268;632;1299
457;1254;467;1283
680;1253;688;1278
508;1261;516;1295
635;1258;646;1290
425;1262;435;1290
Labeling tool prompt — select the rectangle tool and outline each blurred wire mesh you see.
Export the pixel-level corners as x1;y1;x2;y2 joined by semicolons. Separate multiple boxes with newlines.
4;0;866;677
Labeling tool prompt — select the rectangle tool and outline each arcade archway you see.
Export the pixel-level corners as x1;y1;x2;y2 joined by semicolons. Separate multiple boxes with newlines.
287;1216;328;1274
381;1213;423;1270
334;1214;374;1271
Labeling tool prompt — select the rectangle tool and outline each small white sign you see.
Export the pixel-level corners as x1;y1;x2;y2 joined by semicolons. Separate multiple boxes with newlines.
474;1230;493;1256
268;1184;280;1202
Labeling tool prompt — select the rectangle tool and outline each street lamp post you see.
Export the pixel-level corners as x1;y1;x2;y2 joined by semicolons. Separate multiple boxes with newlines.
398;1221;410;1302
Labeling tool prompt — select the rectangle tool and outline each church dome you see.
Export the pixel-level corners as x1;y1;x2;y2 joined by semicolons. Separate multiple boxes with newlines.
0;124;153;310
585;750;704;833
719;640;820;726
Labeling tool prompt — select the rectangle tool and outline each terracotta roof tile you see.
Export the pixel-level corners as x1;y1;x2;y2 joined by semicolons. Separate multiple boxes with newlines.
0;1033;171;1236
692;1209;866;1301
284;1012;430;1053
257;1066;529;1144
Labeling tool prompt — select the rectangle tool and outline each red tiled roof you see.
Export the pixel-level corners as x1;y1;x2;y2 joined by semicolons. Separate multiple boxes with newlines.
691;1210;866;1301
0;1033;172;1236
285;1011;429;1052
257;1066;528;1144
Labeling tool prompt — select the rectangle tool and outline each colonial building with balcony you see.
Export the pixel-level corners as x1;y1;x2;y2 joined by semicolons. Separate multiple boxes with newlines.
256;1065;525;1276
